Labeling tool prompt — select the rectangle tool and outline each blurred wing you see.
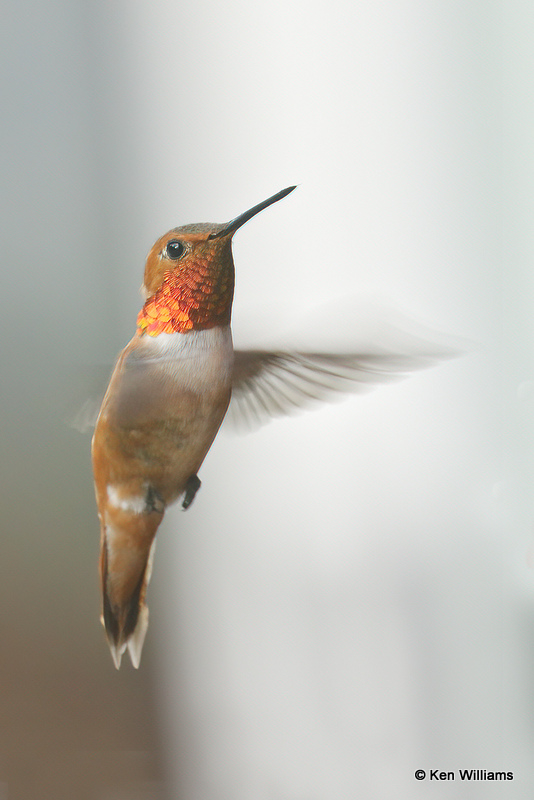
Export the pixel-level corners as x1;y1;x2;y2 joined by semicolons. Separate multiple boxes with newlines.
229;349;444;429
65;364;111;434
69;396;103;433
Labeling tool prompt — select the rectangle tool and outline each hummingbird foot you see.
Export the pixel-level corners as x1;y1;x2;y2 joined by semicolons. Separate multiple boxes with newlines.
182;474;201;510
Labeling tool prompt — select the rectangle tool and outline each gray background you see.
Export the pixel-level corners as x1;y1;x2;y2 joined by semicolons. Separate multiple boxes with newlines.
1;1;530;798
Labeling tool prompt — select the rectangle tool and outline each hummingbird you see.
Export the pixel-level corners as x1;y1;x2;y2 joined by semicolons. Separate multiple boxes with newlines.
92;186;445;669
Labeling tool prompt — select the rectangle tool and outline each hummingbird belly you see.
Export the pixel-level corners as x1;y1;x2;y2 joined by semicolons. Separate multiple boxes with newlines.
92;326;233;508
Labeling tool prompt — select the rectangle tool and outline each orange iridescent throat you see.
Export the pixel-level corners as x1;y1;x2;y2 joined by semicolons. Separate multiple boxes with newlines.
137;260;234;337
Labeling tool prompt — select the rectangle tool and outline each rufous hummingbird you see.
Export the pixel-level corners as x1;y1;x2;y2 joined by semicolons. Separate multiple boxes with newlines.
92;186;444;668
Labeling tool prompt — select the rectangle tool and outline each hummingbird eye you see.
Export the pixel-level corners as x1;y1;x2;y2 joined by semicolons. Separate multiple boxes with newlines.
165;240;186;260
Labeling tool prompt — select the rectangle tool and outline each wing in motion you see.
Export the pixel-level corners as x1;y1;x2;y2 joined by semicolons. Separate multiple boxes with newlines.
229;347;451;429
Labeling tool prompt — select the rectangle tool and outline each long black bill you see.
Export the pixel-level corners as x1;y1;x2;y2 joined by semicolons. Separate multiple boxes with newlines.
208;185;297;240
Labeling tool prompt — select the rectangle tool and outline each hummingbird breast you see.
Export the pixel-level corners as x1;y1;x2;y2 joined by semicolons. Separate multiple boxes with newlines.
92;326;234;508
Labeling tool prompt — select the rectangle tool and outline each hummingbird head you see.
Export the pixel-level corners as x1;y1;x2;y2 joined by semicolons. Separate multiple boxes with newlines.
137;186;296;336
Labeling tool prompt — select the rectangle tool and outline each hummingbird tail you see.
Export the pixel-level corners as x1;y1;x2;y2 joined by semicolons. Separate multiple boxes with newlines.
99;523;158;669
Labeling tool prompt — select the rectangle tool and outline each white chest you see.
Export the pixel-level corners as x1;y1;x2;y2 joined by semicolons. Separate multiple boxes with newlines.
128;325;234;394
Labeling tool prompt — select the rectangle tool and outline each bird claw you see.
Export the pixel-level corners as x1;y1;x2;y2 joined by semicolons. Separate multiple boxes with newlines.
182;474;201;510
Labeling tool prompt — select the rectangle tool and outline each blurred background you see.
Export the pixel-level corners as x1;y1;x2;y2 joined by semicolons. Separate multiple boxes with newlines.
0;0;531;797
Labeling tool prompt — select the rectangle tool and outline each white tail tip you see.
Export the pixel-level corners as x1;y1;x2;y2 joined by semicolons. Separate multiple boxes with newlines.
126;605;149;669
109;641;126;670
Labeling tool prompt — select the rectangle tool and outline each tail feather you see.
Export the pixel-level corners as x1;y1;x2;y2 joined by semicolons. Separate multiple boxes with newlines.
127;605;149;668
100;523;158;669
